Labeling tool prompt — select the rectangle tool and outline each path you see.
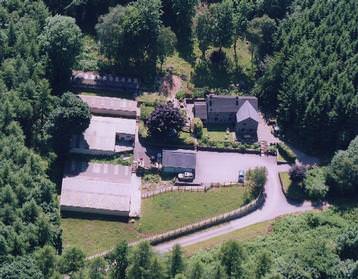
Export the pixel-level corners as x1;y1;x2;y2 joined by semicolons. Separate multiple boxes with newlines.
154;160;323;253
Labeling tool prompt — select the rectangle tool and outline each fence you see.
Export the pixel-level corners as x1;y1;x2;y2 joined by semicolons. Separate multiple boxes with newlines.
141;181;241;199
88;191;265;260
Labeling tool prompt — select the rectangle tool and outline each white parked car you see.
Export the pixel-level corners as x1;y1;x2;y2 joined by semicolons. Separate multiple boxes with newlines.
178;172;194;182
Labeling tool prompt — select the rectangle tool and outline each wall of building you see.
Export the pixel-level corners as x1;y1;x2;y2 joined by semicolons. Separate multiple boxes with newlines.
235;118;258;136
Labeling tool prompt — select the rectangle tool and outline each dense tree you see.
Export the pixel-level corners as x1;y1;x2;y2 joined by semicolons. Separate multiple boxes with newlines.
109;241;129;279
246;15;277;68
96;0;163;76
303;167;328;200
40;15;82;93
327;136;358;195
58;247;86;275
220;241;245;279
169;244;185;278
273;0;358;152
47;92;91;152
337;226;358;261
89;257;107;279
0;256;44;279
162;0;198;58
146;103;185;138
150;258;165;279
209;1;235;53
196;11;212;58
34;245;57;278
128;242;153;279
255;251;273;279
157;26;177;70
189;261;204;279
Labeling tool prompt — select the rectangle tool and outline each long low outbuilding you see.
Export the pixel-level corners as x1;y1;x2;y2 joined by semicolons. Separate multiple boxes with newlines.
70;116;136;155
79;95;137;118
72;71;139;93
60;161;140;217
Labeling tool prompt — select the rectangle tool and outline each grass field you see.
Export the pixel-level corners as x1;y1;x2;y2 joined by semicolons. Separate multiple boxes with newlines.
62;186;251;255
279;172;305;201
183;220;273;256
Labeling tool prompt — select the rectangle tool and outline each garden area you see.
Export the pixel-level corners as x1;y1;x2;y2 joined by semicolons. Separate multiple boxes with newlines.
62;185;253;256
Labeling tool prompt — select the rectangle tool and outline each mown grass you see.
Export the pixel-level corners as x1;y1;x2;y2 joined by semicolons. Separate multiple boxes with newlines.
183;220;273;256
136;186;251;234
279;172;305;201
62;186;252;256
203;124;233;142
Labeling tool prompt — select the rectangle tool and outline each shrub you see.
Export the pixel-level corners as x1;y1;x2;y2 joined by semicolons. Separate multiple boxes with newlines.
140;105;155;120
193;118;203;139
277;143;296;163
176;90;186;101
303;167;328;200
247;167;267;196
289;164;307;183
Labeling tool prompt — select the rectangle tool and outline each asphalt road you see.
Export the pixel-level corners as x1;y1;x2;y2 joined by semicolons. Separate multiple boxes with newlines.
154;152;320;253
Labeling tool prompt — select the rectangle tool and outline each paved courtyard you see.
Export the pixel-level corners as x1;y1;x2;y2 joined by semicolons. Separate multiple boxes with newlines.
195;151;276;184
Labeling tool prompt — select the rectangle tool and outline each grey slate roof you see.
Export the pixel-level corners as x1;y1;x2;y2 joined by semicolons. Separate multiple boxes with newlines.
206;94;240;113
162;149;196;170
194;102;207;120
236;101;259;123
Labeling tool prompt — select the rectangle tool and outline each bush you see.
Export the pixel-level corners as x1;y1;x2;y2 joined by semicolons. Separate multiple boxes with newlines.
289;164;307;183
247;167;267;196
140;105;155;120
193;118;203;139
277;143;296;163
303;167;328;200
176;90;186;101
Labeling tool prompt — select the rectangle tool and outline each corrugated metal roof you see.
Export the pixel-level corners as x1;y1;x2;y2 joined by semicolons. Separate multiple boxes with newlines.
79;95;137;113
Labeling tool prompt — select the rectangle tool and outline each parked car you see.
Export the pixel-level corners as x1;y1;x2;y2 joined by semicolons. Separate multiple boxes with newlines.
238;170;245;183
178;172;194;182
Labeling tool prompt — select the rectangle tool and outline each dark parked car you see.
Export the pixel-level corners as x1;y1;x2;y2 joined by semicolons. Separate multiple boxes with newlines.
238;170;245;183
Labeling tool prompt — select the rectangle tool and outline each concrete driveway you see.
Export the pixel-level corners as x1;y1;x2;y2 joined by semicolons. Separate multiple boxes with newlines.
195;151;275;184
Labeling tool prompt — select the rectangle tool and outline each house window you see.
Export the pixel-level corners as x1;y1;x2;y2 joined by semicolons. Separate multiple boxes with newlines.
241;128;245;132
243;123;247;126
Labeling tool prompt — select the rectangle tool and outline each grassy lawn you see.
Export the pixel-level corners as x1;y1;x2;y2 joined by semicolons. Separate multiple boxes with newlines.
183;220;273;256
136;186;250;234
279;172;305;201
71;153;133;166
203;125;233;142
277;151;288;164
62;186;252;256
61;218;142;256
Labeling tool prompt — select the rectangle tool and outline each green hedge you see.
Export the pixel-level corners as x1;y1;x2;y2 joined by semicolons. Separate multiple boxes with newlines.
277;143;296;163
